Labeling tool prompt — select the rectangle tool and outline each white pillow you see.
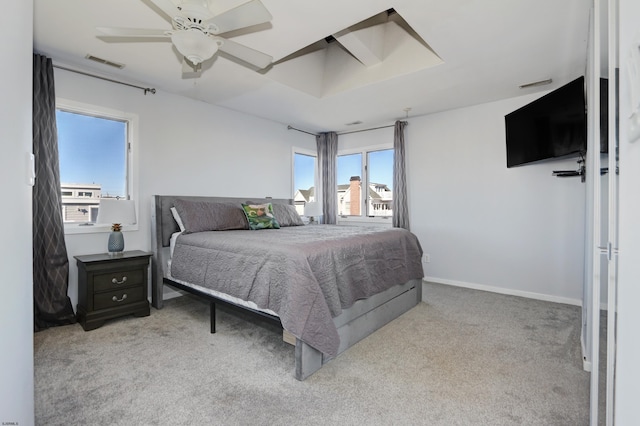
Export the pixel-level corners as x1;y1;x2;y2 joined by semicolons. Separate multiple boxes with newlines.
170;206;185;232
169;231;183;258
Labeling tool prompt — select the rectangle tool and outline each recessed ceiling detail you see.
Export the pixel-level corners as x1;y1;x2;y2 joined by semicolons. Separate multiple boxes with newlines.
264;9;443;98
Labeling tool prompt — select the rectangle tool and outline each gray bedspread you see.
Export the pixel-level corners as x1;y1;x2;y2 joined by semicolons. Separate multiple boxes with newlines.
170;225;423;357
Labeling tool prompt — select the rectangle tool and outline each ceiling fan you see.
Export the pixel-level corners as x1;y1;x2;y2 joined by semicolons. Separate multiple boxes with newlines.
97;0;273;76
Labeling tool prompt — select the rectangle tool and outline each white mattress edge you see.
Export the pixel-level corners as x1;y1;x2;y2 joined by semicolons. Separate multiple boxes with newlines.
166;258;279;317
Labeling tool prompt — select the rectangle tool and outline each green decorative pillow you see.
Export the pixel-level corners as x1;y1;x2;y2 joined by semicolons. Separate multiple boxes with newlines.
241;203;281;230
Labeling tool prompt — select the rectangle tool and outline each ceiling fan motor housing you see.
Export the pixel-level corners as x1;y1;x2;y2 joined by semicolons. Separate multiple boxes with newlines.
176;1;216;24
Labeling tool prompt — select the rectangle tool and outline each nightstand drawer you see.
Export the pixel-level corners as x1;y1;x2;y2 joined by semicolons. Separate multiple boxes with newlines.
94;287;144;310
94;269;144;292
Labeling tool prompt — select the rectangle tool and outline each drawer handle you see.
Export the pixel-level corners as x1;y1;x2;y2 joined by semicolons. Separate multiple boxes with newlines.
111;276;128;285
112;294;128;303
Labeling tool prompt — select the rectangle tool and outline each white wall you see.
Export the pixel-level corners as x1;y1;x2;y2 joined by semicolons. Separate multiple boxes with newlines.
341;94;587;304
54;69;310;307
614;0;640;421
1;1;34;424
410;97;586;304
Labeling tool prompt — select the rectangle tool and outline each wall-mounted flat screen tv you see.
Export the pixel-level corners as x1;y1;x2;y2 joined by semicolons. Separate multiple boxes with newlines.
599;77;609;154
505;76;587;168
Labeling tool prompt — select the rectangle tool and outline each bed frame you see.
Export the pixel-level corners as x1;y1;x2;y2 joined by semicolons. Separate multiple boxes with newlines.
151;195;422;380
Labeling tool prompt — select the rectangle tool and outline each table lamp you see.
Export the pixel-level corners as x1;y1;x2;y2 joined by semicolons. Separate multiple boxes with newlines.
304;202;323;225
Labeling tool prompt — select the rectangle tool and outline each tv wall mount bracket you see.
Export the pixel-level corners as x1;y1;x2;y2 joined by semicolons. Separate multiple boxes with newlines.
552;154;610;183
552;156;586;182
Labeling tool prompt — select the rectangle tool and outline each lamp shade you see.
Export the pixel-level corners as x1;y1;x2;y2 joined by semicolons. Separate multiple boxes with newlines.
304;202;322;217
171;29;219;65
96;199;136;226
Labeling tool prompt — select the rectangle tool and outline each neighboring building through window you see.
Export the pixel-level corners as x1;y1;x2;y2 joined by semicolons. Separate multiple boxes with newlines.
56;104;131;225
61;183;102;223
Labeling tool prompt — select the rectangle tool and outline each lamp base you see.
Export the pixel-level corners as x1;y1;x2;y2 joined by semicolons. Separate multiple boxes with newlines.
108;231;125;254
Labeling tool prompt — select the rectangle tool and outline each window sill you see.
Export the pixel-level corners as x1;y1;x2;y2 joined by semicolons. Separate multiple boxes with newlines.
336;216;392;227
64;223;139;235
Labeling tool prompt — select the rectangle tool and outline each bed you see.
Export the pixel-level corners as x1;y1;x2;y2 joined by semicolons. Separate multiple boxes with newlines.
151;195;424;380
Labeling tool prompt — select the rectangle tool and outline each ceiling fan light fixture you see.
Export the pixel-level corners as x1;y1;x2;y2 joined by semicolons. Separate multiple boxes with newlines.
171;29;218;65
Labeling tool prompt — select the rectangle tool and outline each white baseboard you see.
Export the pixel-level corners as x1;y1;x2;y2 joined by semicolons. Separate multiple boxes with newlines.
423;276;583;307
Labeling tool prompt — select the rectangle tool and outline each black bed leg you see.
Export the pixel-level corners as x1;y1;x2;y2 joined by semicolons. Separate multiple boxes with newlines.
210;301;216;334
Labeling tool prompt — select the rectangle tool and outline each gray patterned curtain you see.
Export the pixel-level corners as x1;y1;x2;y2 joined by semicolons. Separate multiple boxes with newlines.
392;121;410;230
33;54;76;331
316;132;338;224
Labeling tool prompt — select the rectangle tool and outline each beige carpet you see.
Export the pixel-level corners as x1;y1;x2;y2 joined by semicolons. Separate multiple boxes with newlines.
34;282;591;425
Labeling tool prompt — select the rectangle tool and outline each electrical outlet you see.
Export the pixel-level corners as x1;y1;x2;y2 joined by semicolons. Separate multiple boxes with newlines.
422;254;430;263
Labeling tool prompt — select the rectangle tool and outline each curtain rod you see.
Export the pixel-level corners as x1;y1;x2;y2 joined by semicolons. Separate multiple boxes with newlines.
287;125;317;136
53;64;156;95
338;123;397;135
288;121;407;137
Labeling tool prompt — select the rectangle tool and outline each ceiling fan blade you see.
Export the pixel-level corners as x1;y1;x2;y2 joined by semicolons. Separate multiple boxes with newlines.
206;0;272;34
218;38;272;69
148;0;183;20
97;27;171;37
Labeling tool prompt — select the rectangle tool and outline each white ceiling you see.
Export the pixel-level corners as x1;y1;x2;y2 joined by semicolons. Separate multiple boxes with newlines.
33;0;592;133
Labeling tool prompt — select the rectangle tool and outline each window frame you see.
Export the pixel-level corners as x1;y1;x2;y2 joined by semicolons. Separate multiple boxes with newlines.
336;143;393;225
56;98;138;235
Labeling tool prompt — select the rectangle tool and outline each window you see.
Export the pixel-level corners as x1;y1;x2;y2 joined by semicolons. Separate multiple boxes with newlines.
337;147;393;219
56;100;136;232
293;150;317;216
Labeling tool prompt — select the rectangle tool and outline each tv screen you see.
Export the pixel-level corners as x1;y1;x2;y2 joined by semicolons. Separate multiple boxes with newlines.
505;76;587;168
600;77;609;154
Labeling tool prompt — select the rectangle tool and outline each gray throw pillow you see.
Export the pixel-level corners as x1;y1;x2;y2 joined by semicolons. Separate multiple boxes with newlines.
173;199;248;233
272;203;305;227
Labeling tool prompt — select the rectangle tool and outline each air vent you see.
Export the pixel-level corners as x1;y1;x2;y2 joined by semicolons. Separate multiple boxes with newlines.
85;54;125;69
519;78;552;89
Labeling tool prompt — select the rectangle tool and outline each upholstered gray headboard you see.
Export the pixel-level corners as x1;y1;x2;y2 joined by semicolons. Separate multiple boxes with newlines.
150;195;293;308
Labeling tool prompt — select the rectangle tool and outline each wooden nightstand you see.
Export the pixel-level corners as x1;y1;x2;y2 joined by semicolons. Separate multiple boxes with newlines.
75;250;151;331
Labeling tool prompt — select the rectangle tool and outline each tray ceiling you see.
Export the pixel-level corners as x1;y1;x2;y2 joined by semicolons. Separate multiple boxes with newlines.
33;0;592;133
